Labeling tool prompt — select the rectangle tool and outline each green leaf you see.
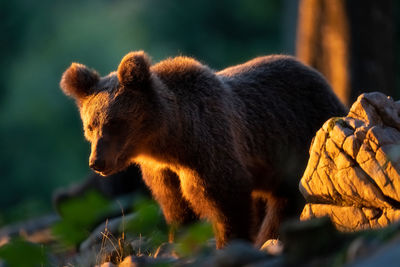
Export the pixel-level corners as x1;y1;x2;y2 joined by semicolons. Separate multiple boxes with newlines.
0;238;48;267
51;190;112;246
174;221;214;257
57;190;111;226
125;197;168;247
51;220;89;247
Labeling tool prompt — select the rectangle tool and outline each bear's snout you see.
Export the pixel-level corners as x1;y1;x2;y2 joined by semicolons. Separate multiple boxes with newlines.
89;158;106;172
89;139;108;173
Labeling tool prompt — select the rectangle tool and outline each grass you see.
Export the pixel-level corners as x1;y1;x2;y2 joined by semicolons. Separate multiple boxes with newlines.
0;191;215;266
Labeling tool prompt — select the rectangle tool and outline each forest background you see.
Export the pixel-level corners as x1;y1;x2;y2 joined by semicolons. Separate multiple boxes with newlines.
0;0;399;226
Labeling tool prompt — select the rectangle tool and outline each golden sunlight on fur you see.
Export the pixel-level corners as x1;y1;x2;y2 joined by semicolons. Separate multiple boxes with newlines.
60;51;346;248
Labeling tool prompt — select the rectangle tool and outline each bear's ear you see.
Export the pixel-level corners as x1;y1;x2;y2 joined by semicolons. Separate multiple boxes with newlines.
60;63;99;100
117;51;151;88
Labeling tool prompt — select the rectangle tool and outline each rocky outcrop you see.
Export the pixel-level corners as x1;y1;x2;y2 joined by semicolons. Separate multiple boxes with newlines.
300;92;400;231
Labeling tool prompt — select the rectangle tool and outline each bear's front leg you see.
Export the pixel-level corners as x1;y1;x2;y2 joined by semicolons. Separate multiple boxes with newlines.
179;167;253;248
140;165;197;228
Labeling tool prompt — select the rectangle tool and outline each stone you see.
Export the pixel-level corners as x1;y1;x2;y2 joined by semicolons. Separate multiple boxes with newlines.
347;237;400;267
280;217;347;263
153;242;177;258
260;239;284;255
129;237;153;256
119;255;176;267
206;240;270;267
80;213;136;252
300;92;400;231
95;262;116;267
246;257;284;267
346;236;379;264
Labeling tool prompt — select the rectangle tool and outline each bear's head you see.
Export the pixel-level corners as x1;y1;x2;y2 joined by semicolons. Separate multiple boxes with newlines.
60;51;159;176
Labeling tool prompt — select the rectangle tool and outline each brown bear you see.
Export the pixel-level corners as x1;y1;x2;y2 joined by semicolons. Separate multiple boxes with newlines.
60;51;346;248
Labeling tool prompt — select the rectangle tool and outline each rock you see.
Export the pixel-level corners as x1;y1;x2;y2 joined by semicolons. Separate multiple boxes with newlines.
0;214;59;244
68;247;99;267
346;236;379;263
347;237;400;267
301;204;400;231
204;240;271;267
95;262;116;267
80;213;136;251
129;237;153;256
259;239;284;255
118;255;176;267
280;217;346;262
153;242;177;258
119;256;137;267
246;257;284;267
300;92;400;231
0;236;9;247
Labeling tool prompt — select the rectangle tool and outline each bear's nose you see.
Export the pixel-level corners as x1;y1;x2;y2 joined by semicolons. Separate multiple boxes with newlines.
89;159;106;172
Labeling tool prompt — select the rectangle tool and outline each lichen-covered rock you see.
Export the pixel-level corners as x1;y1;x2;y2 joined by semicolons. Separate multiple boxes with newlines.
300;92;400;231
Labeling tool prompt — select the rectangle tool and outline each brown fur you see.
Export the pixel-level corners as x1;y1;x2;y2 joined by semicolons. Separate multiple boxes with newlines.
60;51;346;248
60;63;99;101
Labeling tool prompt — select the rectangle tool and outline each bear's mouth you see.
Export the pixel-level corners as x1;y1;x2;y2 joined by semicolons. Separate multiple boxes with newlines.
99;169;115;176
93;157;130;176
90;167;112;177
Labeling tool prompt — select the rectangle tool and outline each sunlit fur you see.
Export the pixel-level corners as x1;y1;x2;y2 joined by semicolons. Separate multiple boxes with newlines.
60;63;99;101
60;51;346;248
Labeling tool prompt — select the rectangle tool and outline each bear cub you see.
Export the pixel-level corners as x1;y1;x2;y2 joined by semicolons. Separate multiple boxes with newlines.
60;51;346;248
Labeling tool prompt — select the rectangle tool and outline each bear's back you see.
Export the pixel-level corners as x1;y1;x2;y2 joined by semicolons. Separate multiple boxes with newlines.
218;55;346;146
152;55;345;168
217;56;346;182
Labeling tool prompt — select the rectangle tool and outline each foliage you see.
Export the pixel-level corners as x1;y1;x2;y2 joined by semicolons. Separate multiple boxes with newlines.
174;221;214;257
122;196;214;256
124;196;168;248
48;192;215;264
0;238;48;267
51;190;112;247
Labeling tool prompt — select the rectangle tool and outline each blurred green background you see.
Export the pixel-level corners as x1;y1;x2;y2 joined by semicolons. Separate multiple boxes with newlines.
0;0;297;225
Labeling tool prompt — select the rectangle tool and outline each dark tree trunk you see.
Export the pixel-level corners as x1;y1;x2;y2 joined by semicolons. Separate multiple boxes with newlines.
296;0;395;107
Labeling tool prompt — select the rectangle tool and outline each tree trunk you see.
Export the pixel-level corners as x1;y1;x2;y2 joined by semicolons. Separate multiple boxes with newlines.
296;0;395;107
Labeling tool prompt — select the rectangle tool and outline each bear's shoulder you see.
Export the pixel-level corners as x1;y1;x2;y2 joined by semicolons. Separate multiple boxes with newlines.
151;56;205;74
151;56;217;88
